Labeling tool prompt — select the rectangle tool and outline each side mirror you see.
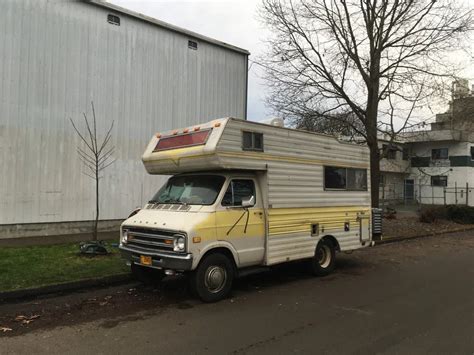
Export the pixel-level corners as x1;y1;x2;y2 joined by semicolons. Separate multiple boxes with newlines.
241;195;255;208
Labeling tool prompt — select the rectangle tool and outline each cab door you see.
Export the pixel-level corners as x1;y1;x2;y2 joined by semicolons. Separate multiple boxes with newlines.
215;178;265;267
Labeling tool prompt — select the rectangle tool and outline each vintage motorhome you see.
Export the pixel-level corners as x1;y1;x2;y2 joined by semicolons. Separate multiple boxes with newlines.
120;117;373;301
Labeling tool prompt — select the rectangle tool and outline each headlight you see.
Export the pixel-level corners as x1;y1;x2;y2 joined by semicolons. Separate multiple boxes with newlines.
121;229;128;244
173;236;185;252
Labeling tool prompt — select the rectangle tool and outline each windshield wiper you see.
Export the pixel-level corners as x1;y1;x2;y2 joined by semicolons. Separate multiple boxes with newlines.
162;198;186;205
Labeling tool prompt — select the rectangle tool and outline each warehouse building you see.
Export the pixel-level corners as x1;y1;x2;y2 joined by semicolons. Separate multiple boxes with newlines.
0;0;249;238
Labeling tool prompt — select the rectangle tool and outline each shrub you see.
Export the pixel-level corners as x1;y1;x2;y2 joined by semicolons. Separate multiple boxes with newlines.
419;206;447;223
446;205;474;224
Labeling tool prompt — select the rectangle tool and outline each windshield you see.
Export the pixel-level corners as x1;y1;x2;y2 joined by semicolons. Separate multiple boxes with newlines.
150;175;226;205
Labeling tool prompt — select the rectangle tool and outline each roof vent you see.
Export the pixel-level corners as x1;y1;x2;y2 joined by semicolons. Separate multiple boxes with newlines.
188;40;198;50
107;14;120;26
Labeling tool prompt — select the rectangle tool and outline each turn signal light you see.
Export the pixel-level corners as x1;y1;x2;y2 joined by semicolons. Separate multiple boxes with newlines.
165;239;173;245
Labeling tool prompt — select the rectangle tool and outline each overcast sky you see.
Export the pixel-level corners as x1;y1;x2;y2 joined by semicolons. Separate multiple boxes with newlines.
109;0;473;124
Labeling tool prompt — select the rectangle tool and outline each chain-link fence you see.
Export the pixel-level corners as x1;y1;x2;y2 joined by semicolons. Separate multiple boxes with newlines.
380;182;472;207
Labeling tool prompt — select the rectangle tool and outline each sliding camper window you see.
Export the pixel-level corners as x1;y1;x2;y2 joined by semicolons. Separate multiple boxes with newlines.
222;179;255;207
242;131;263;152
324;166;367;191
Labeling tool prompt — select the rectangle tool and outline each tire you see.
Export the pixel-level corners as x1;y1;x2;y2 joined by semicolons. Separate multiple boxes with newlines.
310;238;336;276
131;263;165;285
189;253;234;303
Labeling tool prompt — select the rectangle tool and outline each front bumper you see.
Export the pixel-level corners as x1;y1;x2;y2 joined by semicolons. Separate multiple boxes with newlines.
119;245;193;271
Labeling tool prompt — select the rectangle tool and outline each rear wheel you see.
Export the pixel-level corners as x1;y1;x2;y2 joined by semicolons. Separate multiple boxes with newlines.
190;253;234;303
131;263;165;285
310;239;336;276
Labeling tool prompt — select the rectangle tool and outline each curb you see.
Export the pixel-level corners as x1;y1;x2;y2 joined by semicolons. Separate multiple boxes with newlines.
0;273;134;303
375;226;474;245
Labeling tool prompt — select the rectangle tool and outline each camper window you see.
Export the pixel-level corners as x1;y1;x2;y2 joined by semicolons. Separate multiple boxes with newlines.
242;131;263;151
324;166;367;191
222;180;255;207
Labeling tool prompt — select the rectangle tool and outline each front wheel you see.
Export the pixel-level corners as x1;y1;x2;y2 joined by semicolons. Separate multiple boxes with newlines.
310;239;336;276
190;253;234;303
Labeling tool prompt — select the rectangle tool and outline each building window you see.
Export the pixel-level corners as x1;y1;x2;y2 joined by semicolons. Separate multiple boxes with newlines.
107;14;120;26
432;148;448;160
188;40;198;50
431;176;447;187
383;144;397;160
471;146;474;160
242;131;263;151
324;166;367;191
402;147;409;161
222;180;255;206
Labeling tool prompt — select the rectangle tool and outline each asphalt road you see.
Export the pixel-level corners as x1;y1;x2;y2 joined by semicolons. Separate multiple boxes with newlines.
2;232;473;354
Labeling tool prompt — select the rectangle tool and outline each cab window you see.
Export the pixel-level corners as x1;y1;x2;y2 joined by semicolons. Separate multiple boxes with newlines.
222;179;255;207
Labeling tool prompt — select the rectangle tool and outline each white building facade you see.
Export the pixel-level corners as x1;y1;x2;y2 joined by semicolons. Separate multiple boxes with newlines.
379;80;474;207
0;0;249;230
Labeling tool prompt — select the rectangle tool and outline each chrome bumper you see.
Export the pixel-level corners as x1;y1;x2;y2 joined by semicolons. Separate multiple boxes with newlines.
119;245;193;271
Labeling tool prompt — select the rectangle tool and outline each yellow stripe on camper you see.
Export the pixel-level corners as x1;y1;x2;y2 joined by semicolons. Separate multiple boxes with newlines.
267;206;371;236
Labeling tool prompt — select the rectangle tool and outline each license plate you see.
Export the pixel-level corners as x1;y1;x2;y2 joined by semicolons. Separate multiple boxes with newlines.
140;255;152;266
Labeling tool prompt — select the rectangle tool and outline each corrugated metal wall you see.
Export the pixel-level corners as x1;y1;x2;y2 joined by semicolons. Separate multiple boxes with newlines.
0;0;248;224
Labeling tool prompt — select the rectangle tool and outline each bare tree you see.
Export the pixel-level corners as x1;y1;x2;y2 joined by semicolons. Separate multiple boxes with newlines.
295;110;365;141
70;102;115;241
259;0;472;206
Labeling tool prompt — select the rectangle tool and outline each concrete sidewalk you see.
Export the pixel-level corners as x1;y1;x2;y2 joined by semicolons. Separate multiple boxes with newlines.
0;231;119;247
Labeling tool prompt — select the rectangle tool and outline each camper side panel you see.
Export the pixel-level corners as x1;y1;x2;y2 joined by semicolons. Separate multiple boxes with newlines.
216;119;372;265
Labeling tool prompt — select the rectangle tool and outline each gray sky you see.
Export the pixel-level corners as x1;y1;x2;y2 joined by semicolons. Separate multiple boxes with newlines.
109;0;473;124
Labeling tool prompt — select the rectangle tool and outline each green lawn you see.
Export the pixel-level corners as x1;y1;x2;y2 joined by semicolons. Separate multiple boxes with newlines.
0;241;129;292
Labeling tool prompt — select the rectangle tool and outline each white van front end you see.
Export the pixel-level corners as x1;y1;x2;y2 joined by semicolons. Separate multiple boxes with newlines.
119;174;229;273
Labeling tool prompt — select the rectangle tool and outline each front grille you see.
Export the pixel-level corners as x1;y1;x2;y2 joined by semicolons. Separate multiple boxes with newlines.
124;227;185;253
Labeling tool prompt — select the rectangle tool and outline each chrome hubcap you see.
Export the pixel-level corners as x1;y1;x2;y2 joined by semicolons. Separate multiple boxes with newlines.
317;245;331;268
204;266;227;293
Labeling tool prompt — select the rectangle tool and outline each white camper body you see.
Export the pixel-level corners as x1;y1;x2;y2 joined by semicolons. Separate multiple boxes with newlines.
120;117;372;301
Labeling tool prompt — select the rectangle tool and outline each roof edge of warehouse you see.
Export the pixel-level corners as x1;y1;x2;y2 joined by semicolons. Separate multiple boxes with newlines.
85;0;250;56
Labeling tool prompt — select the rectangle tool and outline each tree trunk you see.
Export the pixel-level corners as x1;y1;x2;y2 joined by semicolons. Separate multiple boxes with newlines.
93;164;99;241
366;75;381;208
368;142;380;208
